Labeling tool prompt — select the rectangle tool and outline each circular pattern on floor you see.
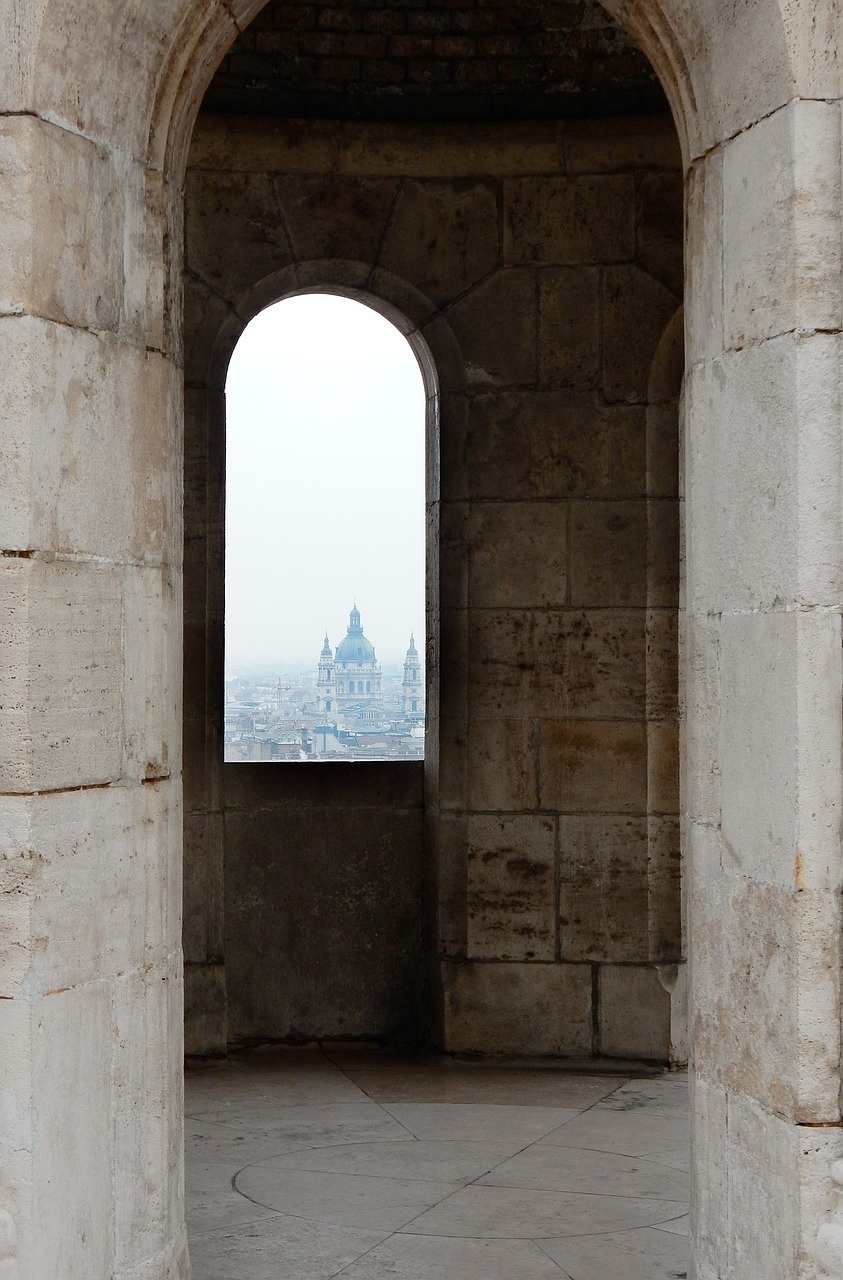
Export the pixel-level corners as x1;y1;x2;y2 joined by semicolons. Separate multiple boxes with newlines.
234;1139;688;1237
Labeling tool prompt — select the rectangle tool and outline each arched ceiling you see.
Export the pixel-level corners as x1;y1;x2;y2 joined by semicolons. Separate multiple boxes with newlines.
202;0;667;121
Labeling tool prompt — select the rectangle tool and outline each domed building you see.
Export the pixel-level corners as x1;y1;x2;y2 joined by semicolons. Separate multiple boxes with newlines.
316;604;383;718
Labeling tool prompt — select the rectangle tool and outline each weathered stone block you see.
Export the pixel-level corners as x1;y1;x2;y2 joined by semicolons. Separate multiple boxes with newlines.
185;169;294;301
647;306;684;407
544;609;648;719
690;1074;729;1279
503;174;635;266
0;797;32;998
0;558;123;792
647;814;682;961
725;1087;843;1280
646;608;679;720
685;332;843;613
684;616;721;828
0;993;32;1155
467;502;567;608
28;0;233;163
277;174;398;264
181;617;207;720
468;609;647;721
439;502;468;610
685;150;723;366
723;100;842;347
467;718;538;812
691;870;841;1122
602;264;679;404
647;499;680;607
638;170;684;295
113;960;183;1270
379;179;500;306
183;810;224;965
569;500;647;607
0;115;120;330
0;317;172;561
598;964;671;1059
438;716;468;813
30;984;113;1279
558;814;649;961
439;606;468;723
120;159;166;349
184;961;227;1058
182;715;216;817
435;811;468;958
190;115;338;176
538;720;647;814
23;785;178;995
223;760;423;812
720;609;843;891
0;317;172;558
124;565;180;785
538;266;600;389
465;391;646;501
467;814;556;961
561;118;681;174
446;270;536;387
337;120;562;179
0;999;32;1273
438;392;469;502
442;959;592;1055
183;274;235;388
225;803;425;1044
647;721;680;816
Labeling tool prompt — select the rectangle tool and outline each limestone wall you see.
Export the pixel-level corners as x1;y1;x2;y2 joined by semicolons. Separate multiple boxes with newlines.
4;0;843;1275
184;111;684;1059
224;764;425;1045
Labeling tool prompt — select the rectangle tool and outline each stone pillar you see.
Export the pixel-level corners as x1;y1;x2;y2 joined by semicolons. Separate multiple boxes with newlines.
685;99;843;1278
0;114;188;1278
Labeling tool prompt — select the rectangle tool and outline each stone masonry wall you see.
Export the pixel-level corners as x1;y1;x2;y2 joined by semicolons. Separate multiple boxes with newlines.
5;0;843;1275
184;111;683;1058
224;764;425;1045
205;0;663;119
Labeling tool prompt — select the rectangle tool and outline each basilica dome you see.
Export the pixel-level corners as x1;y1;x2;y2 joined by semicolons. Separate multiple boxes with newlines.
335;605;377;665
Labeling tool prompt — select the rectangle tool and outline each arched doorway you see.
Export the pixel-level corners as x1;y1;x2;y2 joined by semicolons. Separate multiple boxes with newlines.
4;0;841;1277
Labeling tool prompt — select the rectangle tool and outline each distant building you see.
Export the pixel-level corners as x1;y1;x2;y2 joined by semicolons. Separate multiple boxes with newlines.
316;604;383;717
402;633;424;722
315;604;422;726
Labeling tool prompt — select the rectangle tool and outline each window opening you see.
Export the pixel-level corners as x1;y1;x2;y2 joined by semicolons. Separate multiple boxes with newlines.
224;293;426;761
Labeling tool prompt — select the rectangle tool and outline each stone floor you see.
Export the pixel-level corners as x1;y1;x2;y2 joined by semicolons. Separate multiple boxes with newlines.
185;1047;690;1280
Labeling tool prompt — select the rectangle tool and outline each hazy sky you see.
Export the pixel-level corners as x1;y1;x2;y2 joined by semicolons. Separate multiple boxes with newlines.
225;293;426;672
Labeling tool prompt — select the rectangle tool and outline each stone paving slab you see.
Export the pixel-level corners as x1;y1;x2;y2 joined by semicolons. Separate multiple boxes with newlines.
186;1050;690;1279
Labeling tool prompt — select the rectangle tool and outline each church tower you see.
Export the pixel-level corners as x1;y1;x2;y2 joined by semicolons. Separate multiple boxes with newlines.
335;603;382;710
316;632;334;716
402;633;423;721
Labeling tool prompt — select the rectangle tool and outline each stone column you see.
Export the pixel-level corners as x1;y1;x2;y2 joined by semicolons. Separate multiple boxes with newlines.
0;114;188;1278
685;99;843;1278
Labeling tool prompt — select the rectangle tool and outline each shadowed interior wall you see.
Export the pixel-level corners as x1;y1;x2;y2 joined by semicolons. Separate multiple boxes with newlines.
183;111;683;1058
224;763;425;1045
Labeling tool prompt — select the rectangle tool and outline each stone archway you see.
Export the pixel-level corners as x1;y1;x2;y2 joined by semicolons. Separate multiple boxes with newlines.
183;260;451;1058
3;0;843;1277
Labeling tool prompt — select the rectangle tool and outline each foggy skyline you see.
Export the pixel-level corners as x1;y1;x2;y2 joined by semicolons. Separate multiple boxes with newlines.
225;294;426;669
